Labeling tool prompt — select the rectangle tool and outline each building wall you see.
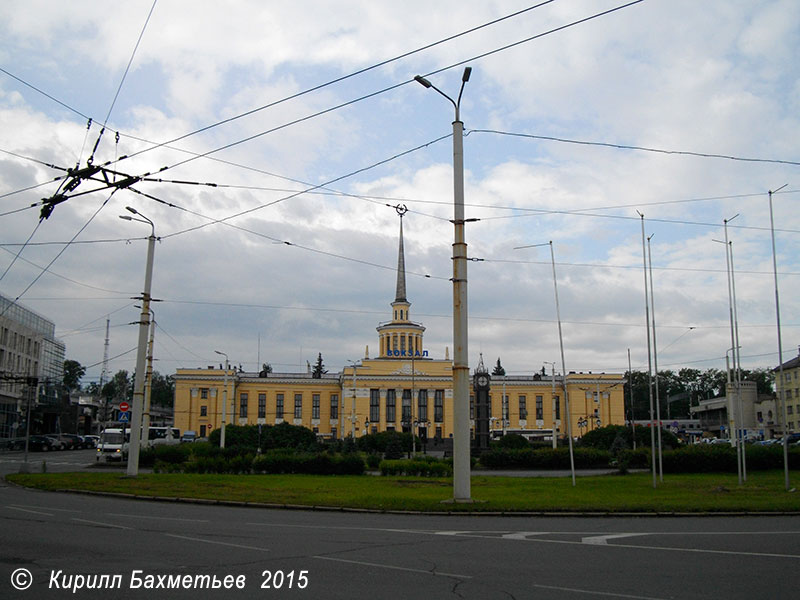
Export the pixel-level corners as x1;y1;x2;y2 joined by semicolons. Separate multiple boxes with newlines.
173;362;626;440
775;350;800;432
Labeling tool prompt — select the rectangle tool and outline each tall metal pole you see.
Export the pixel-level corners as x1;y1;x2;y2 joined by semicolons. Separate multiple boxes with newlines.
729;237;746;481
717;217;743;485
125;209;156;477
628;349;636;450
768;186;790;490
549;242;576;486
142;308;155;436
647;235;664;481
638;213;657;489
415;68;472;502
215;351;229;448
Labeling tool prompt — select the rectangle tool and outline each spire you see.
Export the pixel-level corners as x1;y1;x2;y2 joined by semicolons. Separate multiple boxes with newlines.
395;205;408;303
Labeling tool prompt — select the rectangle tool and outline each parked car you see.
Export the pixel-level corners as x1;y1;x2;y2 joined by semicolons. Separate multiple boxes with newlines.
82;435;100;448
180;430;197;443
61;433;84;449
29;435;58;451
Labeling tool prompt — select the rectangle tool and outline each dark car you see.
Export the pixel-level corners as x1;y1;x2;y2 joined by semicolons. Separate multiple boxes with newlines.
82;435;100;448
28;435;57;451
61;433;84;449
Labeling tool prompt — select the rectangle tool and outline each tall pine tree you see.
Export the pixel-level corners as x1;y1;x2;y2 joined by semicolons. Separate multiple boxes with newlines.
312;353;327;379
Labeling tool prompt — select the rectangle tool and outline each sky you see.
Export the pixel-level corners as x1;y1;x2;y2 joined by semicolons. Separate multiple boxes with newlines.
0;0;798;387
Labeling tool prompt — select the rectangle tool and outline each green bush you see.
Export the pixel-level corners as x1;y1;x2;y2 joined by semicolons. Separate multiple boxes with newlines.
379;458;453;477
478;447;612;470
494;434;530;450
250;451;365;475
366;453;382;469
616;447;651;469
579;424;680;451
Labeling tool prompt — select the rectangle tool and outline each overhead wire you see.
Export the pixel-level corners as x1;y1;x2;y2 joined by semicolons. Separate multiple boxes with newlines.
469;129;800;168
0;189;119;317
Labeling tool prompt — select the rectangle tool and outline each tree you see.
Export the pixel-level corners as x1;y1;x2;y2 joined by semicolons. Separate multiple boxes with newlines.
102;370;132;403
150;371;174;407
492;358;506;376
63;360;85;392
312;353;327;379
258;363;273;377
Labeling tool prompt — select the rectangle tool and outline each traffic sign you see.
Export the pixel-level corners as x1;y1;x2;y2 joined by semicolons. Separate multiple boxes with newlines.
119;402;129;412
118;411;130;423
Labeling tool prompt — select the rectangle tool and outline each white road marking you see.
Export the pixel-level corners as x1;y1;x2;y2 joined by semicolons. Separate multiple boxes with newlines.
106;512;210;523
582;533;647;545
164;533;269;552
313;555;471;579
6;505;53;516
72;518;133;530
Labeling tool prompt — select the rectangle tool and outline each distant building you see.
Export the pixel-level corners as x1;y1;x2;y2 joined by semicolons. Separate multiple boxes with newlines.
773;347;800;434
0;293;65;439
691;380;783;440
173;215;626;440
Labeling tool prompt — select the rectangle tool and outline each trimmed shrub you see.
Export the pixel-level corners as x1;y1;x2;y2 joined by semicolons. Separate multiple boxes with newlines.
379;458;453;477
250;451;365;475
494;434;531;450
478;447;612;470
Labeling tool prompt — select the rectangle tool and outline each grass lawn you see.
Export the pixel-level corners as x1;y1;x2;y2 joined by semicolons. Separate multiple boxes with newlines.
7;470;800;513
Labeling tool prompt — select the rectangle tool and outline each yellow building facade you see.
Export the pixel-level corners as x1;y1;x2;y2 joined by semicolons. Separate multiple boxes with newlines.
173;214;626;441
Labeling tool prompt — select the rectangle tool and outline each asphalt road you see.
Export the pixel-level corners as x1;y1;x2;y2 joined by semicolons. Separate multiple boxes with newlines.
1;450;799;599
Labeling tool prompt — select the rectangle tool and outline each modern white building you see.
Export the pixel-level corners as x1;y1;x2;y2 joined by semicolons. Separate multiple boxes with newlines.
0;293;65;440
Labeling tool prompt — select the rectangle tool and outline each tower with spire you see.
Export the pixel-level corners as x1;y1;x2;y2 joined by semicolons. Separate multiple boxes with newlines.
377;206;426;358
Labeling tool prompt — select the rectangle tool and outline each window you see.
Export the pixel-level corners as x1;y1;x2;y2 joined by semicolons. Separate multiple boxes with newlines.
276;393;284;419
536;395;543;420
200;405;207;417
330;394;339;419
294;394;303;419
258;393;266;419
200;425;206;437
201;388;209;399
370;389;380;422
386;389;396;422
402;389;412;423
239;393;248;418
418;389;428;421
789;405;794;415
518;395;527;419
434;390;444;423
554;395;561;420
470;395;474;420
312;393;320;419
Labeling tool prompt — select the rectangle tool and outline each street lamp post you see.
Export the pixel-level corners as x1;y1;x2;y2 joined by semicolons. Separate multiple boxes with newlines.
514;241;575;485
119;206;156;477
646;234;664;482
414;67;472;502
215;351;229;448
638;212;657;489
768;184;791;490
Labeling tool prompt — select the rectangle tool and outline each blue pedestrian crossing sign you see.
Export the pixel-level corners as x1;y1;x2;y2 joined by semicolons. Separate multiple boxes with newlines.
118;411;130;423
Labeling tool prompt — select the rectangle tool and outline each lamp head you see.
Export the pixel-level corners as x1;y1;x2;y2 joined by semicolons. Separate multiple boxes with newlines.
414;75;432;88
125;206;138;215
462;67;472;82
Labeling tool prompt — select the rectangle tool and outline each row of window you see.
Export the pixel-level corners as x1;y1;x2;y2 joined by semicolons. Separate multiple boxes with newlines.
232;393;339;420
470;394;561;421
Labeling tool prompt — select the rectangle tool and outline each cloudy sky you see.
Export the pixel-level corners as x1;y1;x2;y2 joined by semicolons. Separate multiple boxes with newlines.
1;0;798;386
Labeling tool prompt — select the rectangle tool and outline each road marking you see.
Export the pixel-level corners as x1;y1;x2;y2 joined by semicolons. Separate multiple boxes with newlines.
313;555;471;579
164;534;269;552
72;518;133;530
502;531;551;540
6;505;54;516
582;533;646;545
527;582;670;599
106;513;210;523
